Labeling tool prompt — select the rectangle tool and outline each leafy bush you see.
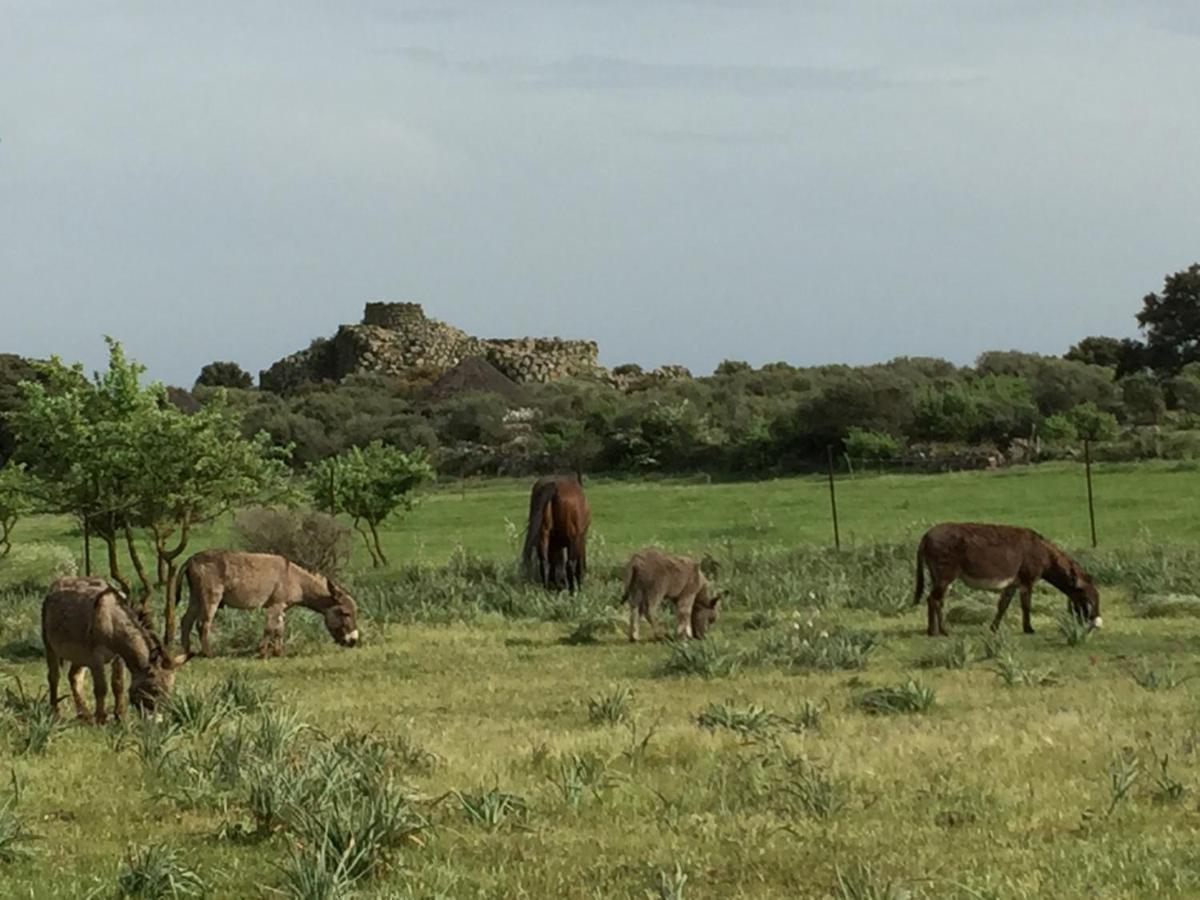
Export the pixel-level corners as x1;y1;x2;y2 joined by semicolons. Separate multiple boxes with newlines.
234;506;352;577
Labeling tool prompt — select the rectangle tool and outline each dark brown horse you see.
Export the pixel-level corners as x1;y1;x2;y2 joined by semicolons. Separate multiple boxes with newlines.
522;473;591;593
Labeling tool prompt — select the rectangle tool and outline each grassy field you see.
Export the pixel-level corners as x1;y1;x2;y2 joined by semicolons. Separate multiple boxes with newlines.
1;462;1200;898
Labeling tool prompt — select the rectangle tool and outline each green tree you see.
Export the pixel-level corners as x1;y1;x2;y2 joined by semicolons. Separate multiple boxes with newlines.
1137;262;1200;372
13;340;287;632
312;442;434;567
1066;402;1119;443
843;427;900;460
196;360;253;390
1064;336;1144;373
1166;363;1200;414
0;462;34;556
1038;414;1078;445
1119;373;1166;425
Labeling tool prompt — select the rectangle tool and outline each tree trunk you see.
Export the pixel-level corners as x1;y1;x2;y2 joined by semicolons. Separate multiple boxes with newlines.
354;518;381;567
101;529;132;596
368;519;388;568
0;517;12;556
156;517;191;647
123;523;153;613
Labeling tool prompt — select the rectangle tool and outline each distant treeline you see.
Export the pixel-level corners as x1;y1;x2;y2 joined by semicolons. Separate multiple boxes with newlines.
3;262;1199;478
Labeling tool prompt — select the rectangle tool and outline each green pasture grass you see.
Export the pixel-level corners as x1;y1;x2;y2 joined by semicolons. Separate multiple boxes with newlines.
5;461;1200;589
0;462;1197;896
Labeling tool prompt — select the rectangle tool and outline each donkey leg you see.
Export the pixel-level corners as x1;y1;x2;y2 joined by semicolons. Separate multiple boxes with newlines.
259;606;285;659
927;584;950;637
991;585;1018;631
198;597;221;658
675;592;697;640
628;601;640;642
111;658;127;721
1020;585;1035;634
91;664;109;725
67;664;91;721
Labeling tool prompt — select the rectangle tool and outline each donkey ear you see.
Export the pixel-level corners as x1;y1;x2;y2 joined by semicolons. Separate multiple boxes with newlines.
169;651;194;668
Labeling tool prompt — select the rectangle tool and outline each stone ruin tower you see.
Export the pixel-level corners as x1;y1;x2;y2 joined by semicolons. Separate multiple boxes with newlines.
260;302;606;393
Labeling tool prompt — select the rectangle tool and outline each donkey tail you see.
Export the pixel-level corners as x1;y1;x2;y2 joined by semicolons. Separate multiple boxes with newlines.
913;544;926;606
174;557;190;606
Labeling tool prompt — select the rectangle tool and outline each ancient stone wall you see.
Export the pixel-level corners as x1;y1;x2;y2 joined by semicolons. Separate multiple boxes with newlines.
260;302;606;392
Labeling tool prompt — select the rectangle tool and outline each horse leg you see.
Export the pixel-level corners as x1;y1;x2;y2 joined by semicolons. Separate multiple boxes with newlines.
91;663;109;725
566;549;578;595
67;663;90;721
991;585;1018;631
46;649;62;719
111;658;127;721
1020;585;1035;634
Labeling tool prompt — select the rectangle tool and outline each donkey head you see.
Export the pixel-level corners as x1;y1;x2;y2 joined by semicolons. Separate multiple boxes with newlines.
1067;567;1102;629
321;579;360;647
130;643;193;713
691;591;723;640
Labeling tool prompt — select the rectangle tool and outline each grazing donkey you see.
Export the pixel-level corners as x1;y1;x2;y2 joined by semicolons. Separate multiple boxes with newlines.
176;550;359;658
42;576;188;722
914;522;1101;637
622;547;722;642
522;473;591;593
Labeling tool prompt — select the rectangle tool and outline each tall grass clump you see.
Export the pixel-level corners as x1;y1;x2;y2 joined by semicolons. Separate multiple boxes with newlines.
115;843;207;899
1129;661;1193;691
0;797;33;863
1055;611;1095;647
855;680;936;716
655;639;742;679
210;671;274;714
915;637;973;670
587;686;633;725
993;653;1057;688
753;623;880;672
455;786;529;831
833;863;911;900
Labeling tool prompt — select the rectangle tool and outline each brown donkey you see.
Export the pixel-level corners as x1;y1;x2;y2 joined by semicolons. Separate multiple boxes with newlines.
43;577;189;722
176;550;359;658
522;473;591;593
914;522;1101;637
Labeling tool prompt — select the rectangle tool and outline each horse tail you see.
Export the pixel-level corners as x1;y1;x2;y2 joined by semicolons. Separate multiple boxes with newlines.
522;482;555;579
913;542;926;606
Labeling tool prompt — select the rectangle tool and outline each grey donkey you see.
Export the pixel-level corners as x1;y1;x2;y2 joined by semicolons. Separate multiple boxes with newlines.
622;547;722;642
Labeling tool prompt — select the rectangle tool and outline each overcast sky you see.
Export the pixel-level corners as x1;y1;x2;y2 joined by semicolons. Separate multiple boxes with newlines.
3;2;1198;386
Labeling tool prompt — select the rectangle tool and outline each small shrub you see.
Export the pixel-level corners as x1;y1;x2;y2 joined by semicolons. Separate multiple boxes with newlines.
1106;749;1141;817
944;604;993;626
129;718;182;772
977;628;1010;660
561;610;622;646
855;680;936;716
1151;750;1188;805
0;797;33;862
779;758;849;821
993;653;1057;688
1056;611;1094;646
653;863;689;900
656;639;741;679
696;701;779;741
754;624;879;672
211;671;274;714
916;638;972;670
164;689;234;736
273;839;363;900
546;752;616;808
741;610;779;631
587;686;633;726
1130;661;1193;691
455;787;528;831
287;782;428;881
833;863;911;900
116;843;207;899
234;507;352;577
